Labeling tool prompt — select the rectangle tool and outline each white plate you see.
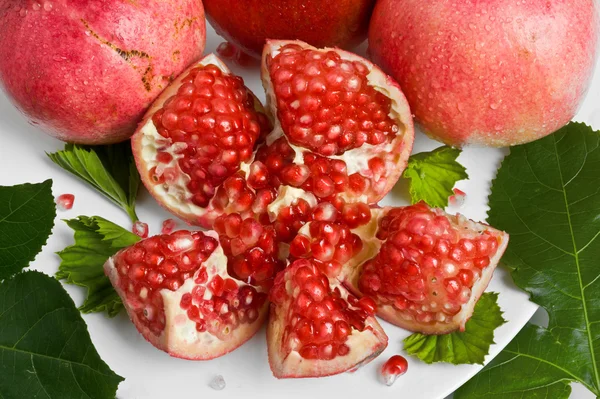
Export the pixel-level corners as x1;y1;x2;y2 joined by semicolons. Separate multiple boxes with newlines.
1;23;599;399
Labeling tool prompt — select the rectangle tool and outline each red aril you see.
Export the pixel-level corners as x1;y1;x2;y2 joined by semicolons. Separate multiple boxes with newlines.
213;212;285;290
380;355;408;386
131;54;271;228
261;40;414;204
55;194;75;211
268;259;388;378
341;202;509;334
104;230;268;359
132;221;149;239
161;219;177;235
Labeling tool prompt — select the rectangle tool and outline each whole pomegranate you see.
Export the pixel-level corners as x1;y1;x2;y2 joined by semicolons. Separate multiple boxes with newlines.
0;0;206;145
203;0;376;59
369;0;599;147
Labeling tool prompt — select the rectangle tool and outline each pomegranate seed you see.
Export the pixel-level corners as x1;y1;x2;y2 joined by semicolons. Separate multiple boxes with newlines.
381;355;408;386
55;194;75;211
161;219;177;235
449;188;467;207
132;221;149;238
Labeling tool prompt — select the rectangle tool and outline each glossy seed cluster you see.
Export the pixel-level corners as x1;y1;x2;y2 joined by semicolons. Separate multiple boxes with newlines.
268;44;398;156
359;203;500;325
271;260;377;360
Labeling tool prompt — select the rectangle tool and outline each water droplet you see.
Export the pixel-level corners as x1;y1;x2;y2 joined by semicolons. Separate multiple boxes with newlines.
32;3;41;11
83;80;88;85
484;24;492;31
494;124;503;131
43;2;53;11
490;102;500;110
457;103;465;113
209;375;226;391
468;23;476;30
19;8;27;17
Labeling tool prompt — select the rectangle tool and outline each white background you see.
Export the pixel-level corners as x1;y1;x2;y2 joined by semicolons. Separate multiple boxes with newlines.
0;20;598;399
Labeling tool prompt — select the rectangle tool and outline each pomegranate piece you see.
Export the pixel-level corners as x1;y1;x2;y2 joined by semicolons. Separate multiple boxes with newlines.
132;221;149;239
104;230;268;360
267;259;388;378
341;202;509;334
380;355;408;386
131;54;271;228
261;40;414;204
55;193;75;211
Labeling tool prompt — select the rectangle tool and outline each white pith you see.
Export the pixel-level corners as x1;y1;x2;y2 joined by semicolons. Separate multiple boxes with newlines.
267;185;318;221
261;40;415;203
104;230;268;359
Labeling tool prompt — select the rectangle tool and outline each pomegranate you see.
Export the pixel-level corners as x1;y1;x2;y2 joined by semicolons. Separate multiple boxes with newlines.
369;0;599;147
268;259;388;378
104;230;268;359
380;355;408;386
341;202;509;334
131;54;272;228
261;40;414;204
0;0;206;145
204;0;377;59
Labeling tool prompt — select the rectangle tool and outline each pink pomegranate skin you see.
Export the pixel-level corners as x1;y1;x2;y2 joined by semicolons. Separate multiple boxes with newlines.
369;0;599;147
0;0;206;145
204;0;376;59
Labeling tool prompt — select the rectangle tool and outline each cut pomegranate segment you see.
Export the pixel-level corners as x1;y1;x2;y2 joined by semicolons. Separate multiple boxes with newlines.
341;202;509;334
104;230;268;360
268;259;388;378
132;54;271;228
261;40;414;203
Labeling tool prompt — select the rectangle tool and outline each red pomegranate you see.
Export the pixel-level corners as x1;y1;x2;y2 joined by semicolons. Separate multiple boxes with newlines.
369;0;599;147
104;230;269;359
204;0;377;59
0;0;206;144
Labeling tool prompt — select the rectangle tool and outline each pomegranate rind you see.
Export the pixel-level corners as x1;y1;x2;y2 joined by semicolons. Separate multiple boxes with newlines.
104;230;268;360
260;39;414;204
131;54;268;228
267;263;388;378
341;206;509;335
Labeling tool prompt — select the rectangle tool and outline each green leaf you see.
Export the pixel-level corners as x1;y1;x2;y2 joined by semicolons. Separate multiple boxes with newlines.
0;270;124;398
404;293;505;365
455;324;574;399
0;180;56;280
456;122;600;398
56;216;140;317
47;143;140;222
402;146;468;207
